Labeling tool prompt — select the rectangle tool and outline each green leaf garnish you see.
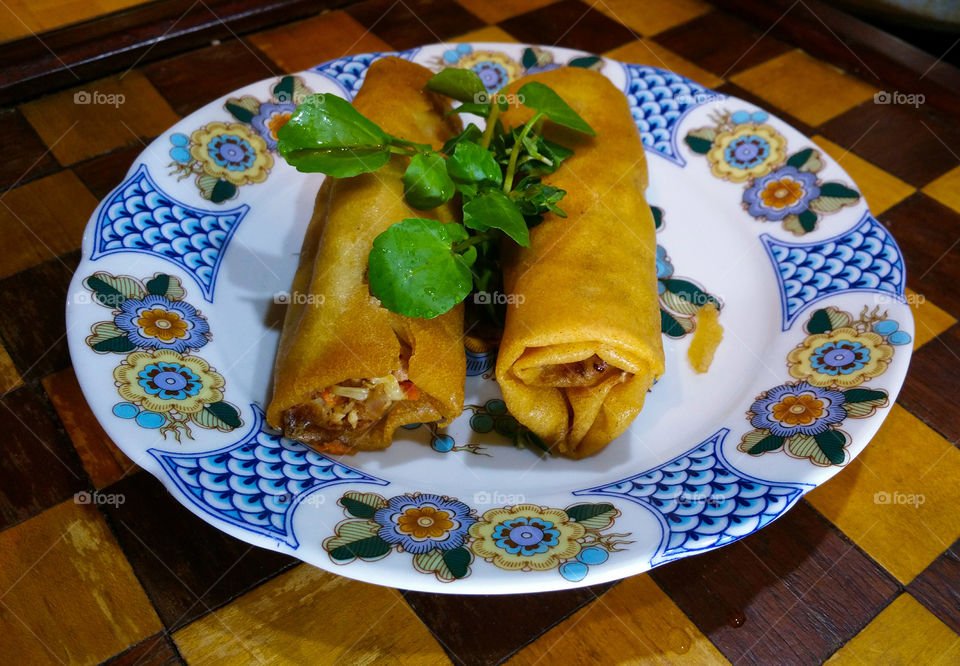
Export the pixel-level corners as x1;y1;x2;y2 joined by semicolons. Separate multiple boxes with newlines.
277;93;392;177
425;68;488;104
518;82;596;135
440;123;483;155
403;152;455;210
463;190;530;247
446;141;503;189
368;218;474;319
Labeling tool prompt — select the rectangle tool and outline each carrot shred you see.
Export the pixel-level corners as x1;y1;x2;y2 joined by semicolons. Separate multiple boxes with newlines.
400;380;420;401
320;388;337;407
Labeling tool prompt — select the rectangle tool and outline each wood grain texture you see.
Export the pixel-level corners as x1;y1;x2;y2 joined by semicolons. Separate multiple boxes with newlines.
0;0;152;42
0;170;96;279
102;633;182;666
593;0;711;37
650;501;899;665
19;70;179;166
897;323;960;444
731;50;877;126
173;564;451;664
880;194;960;319
508;574;729;665
0;382;87;530
908;539;960;634
454;0;557;25
448;25;519;44
346;0;485;51
904;288;957;351
811;135;915;216
0;500;162;664
825;594;960;664
922;165;960;215
0;342;21;395
713;81;815;137
821;102;960;188
100;471;297;630
0;250;80;381
652;10;793;77
806;405;960;583
0;108;60;190
403;581;616;664
248;10;393;74
141;38;278;116
71;143;141;200
42;367;136;489
605;39;724;89
498;0;636;54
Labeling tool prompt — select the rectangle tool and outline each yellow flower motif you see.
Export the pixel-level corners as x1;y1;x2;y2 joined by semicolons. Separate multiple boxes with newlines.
114;349;225;414
137;308;189;342
469;504;584;571
397;506;454;540
787;328;893;388
190;122;273;186
707;124;787;182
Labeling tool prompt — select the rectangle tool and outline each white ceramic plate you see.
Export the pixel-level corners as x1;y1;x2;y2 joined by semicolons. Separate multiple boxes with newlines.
66;43;913;594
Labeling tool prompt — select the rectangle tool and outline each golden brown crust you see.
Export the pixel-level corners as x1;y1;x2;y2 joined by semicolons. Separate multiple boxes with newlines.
494;67;665;458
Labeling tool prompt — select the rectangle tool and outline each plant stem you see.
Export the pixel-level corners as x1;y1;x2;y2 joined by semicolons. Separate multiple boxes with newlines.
452;229;496;253
480;102;500;150
502;112;542;193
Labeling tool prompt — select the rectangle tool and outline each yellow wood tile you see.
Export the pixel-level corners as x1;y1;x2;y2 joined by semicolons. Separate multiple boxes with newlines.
811;135;915;215
0;343;21;395
450;25;519;44
508;574;729;664
595;0;711;37
248;10;392;74
905;287;956;350
826;594;960;665
42;367;135;488
606;39;724;89
806;404;960;583
455;0;556;24
0;0;153;42
0;500;162;663
19;70;178;166
174;564;450;664
731;50;878;126
0;170;97;279
922;164;960;215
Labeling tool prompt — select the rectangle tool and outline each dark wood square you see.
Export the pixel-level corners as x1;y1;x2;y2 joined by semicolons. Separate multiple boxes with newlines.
650;501;899;664
821;101;960;187
73;144;142;200
142;38;279;117
897;322;960;444
908;539;960;634
652;10;793;77
0;382;87;530
346;0;486;51
102;632;181;666
0;108;59;190
499;0;636;54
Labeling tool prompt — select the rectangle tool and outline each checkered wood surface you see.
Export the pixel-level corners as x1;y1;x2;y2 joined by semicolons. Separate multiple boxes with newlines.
1;1;958;663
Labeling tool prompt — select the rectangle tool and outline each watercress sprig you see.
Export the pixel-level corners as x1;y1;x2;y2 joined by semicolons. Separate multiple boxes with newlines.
276;68;595;320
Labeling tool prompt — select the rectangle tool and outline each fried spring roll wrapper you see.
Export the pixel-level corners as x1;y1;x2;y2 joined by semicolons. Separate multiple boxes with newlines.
495;68;665;458
267;57;465;454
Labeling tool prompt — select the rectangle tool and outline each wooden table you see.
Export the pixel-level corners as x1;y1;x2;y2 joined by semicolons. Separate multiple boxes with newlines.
1;1;958;663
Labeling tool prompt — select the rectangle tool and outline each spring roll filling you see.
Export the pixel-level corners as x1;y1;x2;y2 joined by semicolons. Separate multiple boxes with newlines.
524;354;626;388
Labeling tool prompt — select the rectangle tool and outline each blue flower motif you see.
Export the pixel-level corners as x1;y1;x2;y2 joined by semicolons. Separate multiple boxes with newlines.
743;165;821;221
491;517;561;557
208;134;256;171
656;245;673;294
249;101;296;150
749;382;847;437
809;340;870;376
137;362;202;400
723;134;771;169
115;295;210;352
374;493;476;554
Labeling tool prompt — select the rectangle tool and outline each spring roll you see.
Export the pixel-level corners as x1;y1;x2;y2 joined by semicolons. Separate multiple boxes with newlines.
495;67;665;458
267;57;465;454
